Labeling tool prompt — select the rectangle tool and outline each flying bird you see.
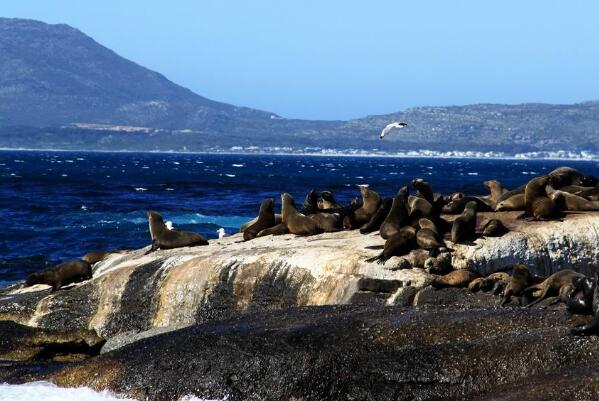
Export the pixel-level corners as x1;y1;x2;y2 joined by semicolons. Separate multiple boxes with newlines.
379;122;408;139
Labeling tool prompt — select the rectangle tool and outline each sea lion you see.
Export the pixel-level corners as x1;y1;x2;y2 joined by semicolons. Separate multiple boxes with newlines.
481;219;508;237
281;193;322;235
300;189;319;215
319;191;343;209
483;180;508;203
442;196;493;214
82;250;127;265
416;218;445;254
25;260;92;292
257;223;289;237
571;274;599;335
147;210;208;253
352;185;382;226
411;178;434;204
565;274;596;316
548;166;585;188
408;196;435;220
379;187;409;239
479;272;511;293
365;226;417;265
451;201;478;243
360;198;392;234
499;263;533;306
240;214;282;232
308;213;341;232
243;198;276;241
495;194;525;211
523;269;585;308
449;192;465;202
549;190;599;211
431;269;480;289
523;175;561;220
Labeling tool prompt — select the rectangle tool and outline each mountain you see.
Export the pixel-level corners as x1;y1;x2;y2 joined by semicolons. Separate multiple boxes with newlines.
1;17;599;156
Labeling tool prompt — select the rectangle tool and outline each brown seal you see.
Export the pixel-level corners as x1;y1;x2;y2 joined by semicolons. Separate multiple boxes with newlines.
500;263;533;306
240;214;282;232
308;213;341;232
416;218;445;254
495;193;525;211
257;223;289;237
523;175;562;220
442;196;493;214
365;226;417;264
431;269;480;289
481;219;508;237
147;210;208;253
319;191;343;209
82;250;127;265
25;260;92;292
548;166;585;188
468;271;511;292
408;196;434;220
243;198;276;241
549;190;599;211
483;180;508;204
360;197;392;234
411;178;434;204
352;185;381;226
379;187;409;239
523;269;585;308
281;193;322;235
451;201;477;243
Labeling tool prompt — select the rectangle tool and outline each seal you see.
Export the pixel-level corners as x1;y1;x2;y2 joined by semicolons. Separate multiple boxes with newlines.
416;218;446;255
442;196;493;214
522;175;561;220
240;214;282;232
243;198;276;241
499;263;532;306
548;166;585;188
481;219;508;237
281;193;322;235
571;274;599;335
360;197;392;234
319;191;343;209
352;185;382;226
431;269;480;289
379;187;409;239
82;250;127;265
300;189;319;215
468;271;511;293
408;196;435;221
365;226;417;264
495;193;525;211
451;201;477;243
495;184;526;204
147;210;208;253
25;260;92;292
549;190;599;211
483;180;508;204
257;223;289;237
308;212;341;232
523;269;585;308
411;178;434;204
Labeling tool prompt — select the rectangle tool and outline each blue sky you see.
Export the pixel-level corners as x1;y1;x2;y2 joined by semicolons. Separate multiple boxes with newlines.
3;1;599;120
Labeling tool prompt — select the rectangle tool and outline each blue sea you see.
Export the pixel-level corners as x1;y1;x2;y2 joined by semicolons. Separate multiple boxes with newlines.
2;150;599;287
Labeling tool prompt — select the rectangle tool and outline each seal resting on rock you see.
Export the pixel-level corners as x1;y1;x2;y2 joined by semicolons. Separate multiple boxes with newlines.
495;194;525;211
524;269;585;308
281;193;322;235
82;250;127;265
500;263;533;306
379;187;409;239
257;223;289;237
431;269;480;289
451;201;477;243
352;185;381;227
360;197;392;234
147;210;208;253
243;198;276;241
483;180;508;204
522;175;562;221
25;260;92;292
481;219;508;237
365;226;417;265
416;218;446;255
411;178;434;204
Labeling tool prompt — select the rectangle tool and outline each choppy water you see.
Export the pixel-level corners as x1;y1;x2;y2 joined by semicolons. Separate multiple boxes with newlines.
1;150;599;286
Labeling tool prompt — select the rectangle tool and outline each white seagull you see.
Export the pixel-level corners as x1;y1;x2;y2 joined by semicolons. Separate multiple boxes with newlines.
379;122;408;139
216;228;228;239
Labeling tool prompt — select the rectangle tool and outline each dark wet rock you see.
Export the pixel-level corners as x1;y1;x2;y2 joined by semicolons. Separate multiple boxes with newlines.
414;286;502;308
100;325;186;354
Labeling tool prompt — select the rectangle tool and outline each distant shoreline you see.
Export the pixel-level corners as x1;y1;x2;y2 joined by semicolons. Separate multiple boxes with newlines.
1;147;599;162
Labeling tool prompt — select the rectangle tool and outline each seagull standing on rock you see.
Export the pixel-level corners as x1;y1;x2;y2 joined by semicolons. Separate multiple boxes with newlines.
379;122;408;139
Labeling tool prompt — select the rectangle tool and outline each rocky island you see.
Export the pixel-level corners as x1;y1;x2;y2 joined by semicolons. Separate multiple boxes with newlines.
2;210;599;400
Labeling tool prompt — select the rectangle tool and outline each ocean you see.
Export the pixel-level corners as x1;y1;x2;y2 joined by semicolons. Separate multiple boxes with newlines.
1;149;599;287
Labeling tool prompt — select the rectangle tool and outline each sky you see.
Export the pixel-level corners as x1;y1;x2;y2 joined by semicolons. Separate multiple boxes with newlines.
3;1;599;120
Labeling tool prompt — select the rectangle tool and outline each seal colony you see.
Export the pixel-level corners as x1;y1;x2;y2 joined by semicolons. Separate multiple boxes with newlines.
17;165;599;336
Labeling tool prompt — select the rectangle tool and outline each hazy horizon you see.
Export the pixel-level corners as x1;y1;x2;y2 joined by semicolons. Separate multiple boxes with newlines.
3;1;599;120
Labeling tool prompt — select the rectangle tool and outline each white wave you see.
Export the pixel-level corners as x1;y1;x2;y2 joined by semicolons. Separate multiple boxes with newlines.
231;164;244;167
467;172;479;176
61;174;68;177
224;174;236;178
134;188;148;192
0;382;136;401
173;162;181;165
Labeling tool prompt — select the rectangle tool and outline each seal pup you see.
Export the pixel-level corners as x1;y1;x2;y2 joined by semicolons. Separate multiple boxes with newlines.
483;180;508;204
25;260;92;292
352;185;381;226
431;269;480;289
451;201;478;243
243;198;276;241
281;193;322;235
523;269;585;308
499;263;532;306
365;226;417;265
411;178;434;204
360;198;392;234
147;210;208;253
481;219;508;237
379;187;409;239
